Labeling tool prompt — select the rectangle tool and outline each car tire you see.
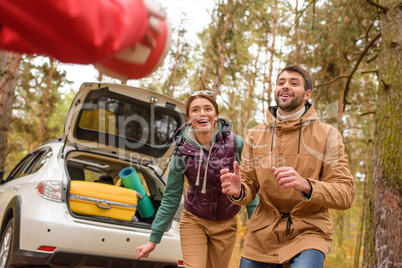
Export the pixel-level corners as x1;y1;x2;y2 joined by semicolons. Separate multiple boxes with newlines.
0;219;13;268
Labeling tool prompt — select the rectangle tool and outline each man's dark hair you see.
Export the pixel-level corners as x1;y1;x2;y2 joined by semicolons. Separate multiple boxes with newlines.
277;64;312;91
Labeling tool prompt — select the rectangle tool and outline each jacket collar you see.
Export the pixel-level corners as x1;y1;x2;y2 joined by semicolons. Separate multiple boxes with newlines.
172;118;233;195
265;103;319;157
265;103;319;127
173;118;233;148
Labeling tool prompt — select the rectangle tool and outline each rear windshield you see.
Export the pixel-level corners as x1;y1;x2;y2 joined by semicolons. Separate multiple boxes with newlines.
74;87;184;158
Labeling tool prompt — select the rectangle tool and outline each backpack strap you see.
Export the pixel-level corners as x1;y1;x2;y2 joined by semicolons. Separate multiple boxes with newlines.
220;118;233;139
172;126;186;157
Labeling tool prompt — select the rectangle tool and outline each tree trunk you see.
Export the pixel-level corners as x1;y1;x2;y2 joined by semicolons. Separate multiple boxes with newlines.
171;27;183;97
355;163;370;268
36;58;54;148
244;47;260;124
201;59;211;90
97;71;103;82
369;1;401;267
294;0;301;64
29;102;39;152
338;67;346;120
214;42;226;94
0;52;21;171
267;0;278;108
212;0;232;95
244;79;253;124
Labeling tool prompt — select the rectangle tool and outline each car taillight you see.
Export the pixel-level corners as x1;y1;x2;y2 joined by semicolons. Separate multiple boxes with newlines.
178;260;184;267
36;181;62;202
37;246;56;252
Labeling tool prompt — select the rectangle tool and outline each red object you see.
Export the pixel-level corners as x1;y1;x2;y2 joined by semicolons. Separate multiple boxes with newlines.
0;0;149;64
94;18;172;80
37;246;56;252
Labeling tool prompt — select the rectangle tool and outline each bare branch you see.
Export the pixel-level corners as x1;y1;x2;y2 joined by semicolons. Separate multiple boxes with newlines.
361;69;378;74
366;0;388;12
0;54;23;90
284;0;315;36
314;75;349;88
366;53;378;63
359;111;376;116
342;32;381;112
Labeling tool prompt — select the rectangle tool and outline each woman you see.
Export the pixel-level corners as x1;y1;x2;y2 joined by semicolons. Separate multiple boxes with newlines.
137;91;258;268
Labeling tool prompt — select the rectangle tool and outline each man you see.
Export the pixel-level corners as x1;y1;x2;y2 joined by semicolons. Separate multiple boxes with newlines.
220;64;355;267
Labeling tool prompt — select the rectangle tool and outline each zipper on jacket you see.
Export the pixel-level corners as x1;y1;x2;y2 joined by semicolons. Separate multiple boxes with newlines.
194;144;215;194
270;120;277;154
297;118;302;158
195;148;203;187
201;144;214;194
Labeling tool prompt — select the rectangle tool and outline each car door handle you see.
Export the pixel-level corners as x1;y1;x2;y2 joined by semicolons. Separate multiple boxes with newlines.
0;189;4;196
13;185;20;193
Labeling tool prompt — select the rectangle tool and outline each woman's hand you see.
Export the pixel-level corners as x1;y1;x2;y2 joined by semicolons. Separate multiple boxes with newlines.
136;241;157;259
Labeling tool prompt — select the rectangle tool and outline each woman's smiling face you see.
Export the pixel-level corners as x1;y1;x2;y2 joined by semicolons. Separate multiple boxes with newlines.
187;97;218;133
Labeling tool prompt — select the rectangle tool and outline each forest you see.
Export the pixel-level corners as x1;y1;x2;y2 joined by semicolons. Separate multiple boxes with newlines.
0;0;400;267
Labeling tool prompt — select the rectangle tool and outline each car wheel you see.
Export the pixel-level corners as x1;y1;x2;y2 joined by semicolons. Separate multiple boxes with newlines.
0;219;13;268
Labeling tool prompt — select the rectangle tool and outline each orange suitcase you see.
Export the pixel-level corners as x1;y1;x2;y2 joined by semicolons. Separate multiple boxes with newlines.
69;181;141;221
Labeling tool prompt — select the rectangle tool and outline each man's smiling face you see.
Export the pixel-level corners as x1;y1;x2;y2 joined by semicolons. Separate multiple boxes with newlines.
274;71;311;115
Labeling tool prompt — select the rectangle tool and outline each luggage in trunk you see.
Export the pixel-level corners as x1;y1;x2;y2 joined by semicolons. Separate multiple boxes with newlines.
69;181;141;221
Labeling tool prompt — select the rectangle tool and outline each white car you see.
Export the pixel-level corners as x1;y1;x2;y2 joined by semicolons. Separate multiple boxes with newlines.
0;83;185;267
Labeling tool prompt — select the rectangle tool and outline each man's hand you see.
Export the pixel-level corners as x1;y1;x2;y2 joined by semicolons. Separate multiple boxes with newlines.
136;241;157;259
220;161;242;198
272;167;311;195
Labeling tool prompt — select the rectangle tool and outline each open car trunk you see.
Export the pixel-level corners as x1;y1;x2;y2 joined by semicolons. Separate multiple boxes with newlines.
65;150;173;228
62;83;185;228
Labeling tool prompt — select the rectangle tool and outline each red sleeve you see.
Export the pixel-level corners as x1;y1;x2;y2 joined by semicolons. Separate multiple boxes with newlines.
0;27;41;55
0;0;149;64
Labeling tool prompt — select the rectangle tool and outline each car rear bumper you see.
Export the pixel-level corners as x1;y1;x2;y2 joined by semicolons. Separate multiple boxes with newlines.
17;200;182;266
14;249;180;267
